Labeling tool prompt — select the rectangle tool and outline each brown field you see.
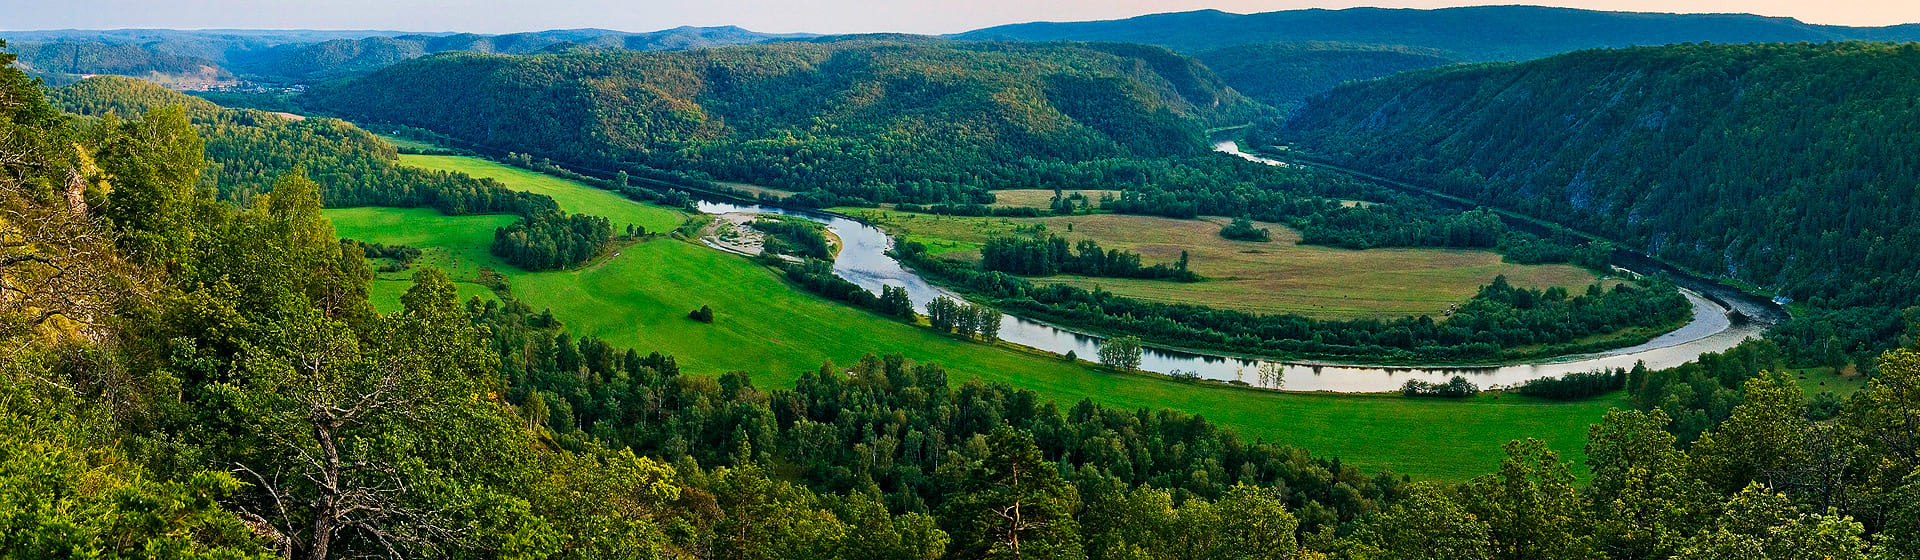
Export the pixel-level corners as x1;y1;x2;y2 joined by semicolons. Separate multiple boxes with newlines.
834;209;1612;320
989;189;1122;209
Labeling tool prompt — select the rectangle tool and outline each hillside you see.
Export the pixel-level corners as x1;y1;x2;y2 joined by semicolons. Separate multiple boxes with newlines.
302;40;1264;204
958;6;1920;60
1266;42;1920;360
1193;42;1455;107
234;26;812;80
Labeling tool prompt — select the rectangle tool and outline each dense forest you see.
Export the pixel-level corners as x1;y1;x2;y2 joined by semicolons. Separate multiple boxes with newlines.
51;75;616;270
1267;42;1920;362
903;240;1690;363
2;27;807;83
299;39;1265;205
1192;42;1454;108
9;38;1920;560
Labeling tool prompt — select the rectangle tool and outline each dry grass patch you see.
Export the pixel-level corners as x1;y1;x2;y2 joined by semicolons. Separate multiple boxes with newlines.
837;209;1609;320
990;189;1121;209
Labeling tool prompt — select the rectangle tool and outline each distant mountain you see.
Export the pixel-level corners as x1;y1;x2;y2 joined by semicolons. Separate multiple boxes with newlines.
957;6;1920;61
303;39;1261;204
3;26;812;83
1192;42;1455;108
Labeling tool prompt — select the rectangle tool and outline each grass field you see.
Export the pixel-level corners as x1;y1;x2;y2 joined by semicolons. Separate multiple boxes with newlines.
398;154;686;234
990;189;1121;209
316;152;1635;481
833;209;1608;320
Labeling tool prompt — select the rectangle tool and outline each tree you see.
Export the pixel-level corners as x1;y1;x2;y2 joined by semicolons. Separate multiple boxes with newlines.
230;268;502;559
1349;483;1491;560
1583;409;1714;560
1460;439;1595;560
1098;336;1143;371
1674;484;1870;560
976;306;1003;342
1688;371;1809;493
689;304;715;323
943;428;1086;560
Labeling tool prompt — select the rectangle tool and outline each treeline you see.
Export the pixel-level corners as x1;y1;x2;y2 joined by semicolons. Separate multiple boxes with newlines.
1400;376;1480;398
1272;42;1920;361
779;257;919;321
347;239;421;272
1097;163;1611;267
1515;366;1632;400
906;241;1691;362
474;296;1404;542
925;295;1003;341
895;202;1046;218
981;235;1200;282
491;211;616;270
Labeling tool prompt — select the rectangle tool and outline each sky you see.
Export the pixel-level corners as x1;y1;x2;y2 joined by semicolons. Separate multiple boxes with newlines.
3;0;1917;35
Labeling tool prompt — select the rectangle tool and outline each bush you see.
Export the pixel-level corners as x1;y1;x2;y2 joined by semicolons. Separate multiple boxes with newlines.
688;305;714;323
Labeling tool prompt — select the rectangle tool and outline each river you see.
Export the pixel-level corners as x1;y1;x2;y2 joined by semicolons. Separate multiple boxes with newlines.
692;145;1774;393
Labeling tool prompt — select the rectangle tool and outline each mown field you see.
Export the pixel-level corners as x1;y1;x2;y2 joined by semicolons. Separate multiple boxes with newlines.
322;151;1632;481
398;154;686;234
833;208;1608;320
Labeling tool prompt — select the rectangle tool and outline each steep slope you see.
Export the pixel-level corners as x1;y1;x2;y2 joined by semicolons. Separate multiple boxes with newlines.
1194;42;1455;107
50;76;527;210
303;40;1262;204
1267;42;1920;356
959;6;1920;60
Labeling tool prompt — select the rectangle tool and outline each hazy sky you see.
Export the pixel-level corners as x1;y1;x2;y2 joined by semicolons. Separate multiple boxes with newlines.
4;0;1917;35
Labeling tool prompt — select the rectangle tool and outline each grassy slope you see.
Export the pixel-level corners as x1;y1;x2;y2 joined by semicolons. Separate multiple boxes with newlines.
397;154;686;234
836;208;1604;320
324;154;1626;481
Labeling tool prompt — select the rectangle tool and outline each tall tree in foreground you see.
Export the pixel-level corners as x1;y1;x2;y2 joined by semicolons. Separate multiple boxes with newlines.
943;428;1086;560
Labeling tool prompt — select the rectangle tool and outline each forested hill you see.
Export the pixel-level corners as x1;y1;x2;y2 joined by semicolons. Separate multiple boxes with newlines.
302;40;1262;204
958;6;1920;61
1266;42;1920;360
3;26;807;83
1192;42;1455;108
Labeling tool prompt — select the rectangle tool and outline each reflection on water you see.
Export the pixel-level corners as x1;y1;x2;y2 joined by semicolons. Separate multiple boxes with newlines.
696;176;1768;392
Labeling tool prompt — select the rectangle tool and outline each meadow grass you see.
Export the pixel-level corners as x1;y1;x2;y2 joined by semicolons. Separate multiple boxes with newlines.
325;209;1616;481
835;209;1608;320
397;154;686;234
317;152;1634;481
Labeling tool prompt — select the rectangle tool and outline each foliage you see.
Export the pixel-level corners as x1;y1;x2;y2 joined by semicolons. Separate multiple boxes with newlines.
1274;42;1920;360
1515;368;1630;401
1098;336;1144;370
1218;216;1270;242
302;40;1264;205
1401;376;1480;398
980;235;1200;282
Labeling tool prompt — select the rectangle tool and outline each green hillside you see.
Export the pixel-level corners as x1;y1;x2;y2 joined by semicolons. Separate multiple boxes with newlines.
1193;42;1454;107
1268;41;1920;361
301;40;1265;205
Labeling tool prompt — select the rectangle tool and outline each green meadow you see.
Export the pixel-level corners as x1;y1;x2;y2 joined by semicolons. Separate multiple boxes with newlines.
322;152;1631;481
398;153;686;234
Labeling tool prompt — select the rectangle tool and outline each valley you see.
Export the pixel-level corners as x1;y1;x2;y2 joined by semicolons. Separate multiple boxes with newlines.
10;9;1919;558
325;147;1628;480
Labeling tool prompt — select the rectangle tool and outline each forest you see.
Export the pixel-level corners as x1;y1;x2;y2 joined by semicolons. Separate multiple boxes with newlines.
52;75;616;270
298;39;1265;206
1268;42;1920;363
7;35;1920;560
